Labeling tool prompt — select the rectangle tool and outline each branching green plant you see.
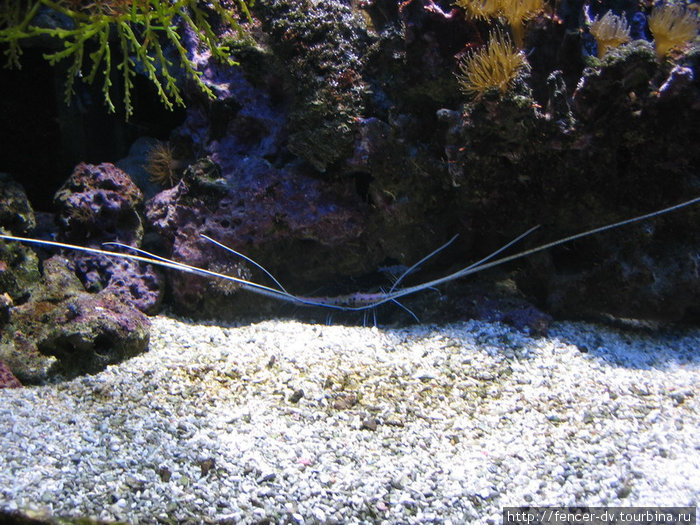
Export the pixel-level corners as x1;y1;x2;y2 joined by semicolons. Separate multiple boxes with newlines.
0;0;252;119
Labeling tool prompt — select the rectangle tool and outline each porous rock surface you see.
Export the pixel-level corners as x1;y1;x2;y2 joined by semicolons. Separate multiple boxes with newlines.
0;172;152;383
0;255;150;383
135;0;700;323
54;162;163;314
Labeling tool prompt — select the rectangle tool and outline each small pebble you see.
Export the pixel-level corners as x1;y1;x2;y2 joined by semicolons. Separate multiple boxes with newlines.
289;389;304;403
0;316;697;522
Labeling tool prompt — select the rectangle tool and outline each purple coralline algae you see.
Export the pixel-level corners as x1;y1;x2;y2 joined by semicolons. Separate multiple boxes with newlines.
2;0;700;329
146;157;366;318
0;173;151;383
133;0;699;323
0;252;151;384
0;360;22;389
54;162;163;314
54;162;144;245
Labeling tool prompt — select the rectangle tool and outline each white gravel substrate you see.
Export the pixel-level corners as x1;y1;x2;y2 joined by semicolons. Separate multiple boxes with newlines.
1;315;699;524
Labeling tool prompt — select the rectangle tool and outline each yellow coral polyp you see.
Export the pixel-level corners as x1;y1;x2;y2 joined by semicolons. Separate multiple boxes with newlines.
455;0;544;48
648;5;699;60
500;0;544;48
454;0;501;20
590;11;631;58
456;30;529;100
145;142;183;187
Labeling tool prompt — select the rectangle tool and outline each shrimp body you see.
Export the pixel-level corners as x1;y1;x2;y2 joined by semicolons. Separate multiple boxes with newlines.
1;196;698;315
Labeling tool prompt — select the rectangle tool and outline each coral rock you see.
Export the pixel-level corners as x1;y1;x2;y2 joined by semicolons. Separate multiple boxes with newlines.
0;283;150;383
53;163;163;313
0;174;41;303
0;173;36;234
54;162;144;245
0;360;22;389
146;157;367;318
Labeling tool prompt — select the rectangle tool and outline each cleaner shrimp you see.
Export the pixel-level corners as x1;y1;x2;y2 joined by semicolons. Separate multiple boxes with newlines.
1;197;699;318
